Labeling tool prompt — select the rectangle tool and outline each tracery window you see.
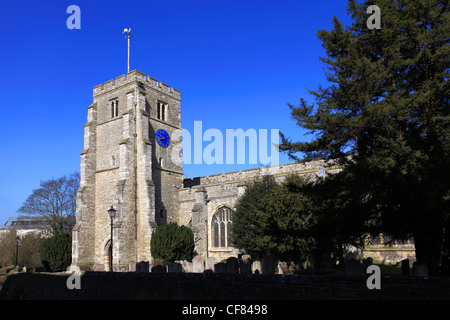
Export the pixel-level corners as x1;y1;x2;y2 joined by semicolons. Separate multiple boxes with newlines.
211;206;233;248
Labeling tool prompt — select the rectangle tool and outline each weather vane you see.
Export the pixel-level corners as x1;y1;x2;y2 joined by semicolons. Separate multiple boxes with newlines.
123;28;135;73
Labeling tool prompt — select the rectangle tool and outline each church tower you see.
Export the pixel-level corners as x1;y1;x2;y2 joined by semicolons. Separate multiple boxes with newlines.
72;70;183;271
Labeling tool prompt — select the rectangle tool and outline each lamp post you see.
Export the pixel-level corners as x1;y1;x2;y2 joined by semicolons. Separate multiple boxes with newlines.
108;205;117;272
15;236;20;267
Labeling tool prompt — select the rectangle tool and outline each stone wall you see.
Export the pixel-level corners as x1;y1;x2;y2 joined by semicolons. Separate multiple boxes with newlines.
178;160;341;260
72;70;183;271
2;272;449;300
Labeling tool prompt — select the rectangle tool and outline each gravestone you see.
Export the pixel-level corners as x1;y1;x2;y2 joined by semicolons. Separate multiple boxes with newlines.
178;260;193;273
226;257;239;274
363;257;373;270
262;255;276;274
239;255;252;275
206;258;215;272
151;265;166;273
252;260;261;274
214;262;227;273
93;264;105;271
168;262;182;273
129;263;136;272
193;256;204;273
401;259;410;276
278;261;288;274
136;261;149;273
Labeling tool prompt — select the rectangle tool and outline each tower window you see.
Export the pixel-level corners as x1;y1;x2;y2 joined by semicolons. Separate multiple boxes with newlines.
157;101;168;121
111;99;119;118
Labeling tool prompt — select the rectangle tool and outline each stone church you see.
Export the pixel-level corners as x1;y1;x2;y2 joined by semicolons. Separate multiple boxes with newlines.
71;70;415;271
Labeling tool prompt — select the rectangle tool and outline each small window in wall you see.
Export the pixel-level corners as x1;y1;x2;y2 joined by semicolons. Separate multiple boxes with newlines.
111;156;116;166
111;99;119;118
157;101;168;121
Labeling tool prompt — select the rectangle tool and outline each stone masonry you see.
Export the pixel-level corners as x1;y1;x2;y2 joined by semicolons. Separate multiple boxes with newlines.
72;70;182;271
71;70;415;271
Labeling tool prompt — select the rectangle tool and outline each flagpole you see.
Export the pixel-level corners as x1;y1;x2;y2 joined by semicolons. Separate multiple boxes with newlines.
123;28;135;73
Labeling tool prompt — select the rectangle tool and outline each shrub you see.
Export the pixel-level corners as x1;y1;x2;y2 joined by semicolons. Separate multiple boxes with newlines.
39;232;72;272
150;223;195;266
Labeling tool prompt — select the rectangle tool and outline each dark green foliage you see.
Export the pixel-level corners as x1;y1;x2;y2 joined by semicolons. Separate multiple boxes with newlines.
231;174;316;263
280;0;449;274
150;222;195;266
39;232;72;272
231;175;278;259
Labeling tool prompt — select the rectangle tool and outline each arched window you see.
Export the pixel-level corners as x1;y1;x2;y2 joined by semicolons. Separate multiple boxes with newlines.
211;206;233;248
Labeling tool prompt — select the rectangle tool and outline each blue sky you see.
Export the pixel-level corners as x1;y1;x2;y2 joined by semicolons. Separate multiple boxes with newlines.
0;0;354;225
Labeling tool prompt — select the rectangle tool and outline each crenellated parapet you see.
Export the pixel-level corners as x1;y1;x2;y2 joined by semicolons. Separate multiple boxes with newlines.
93;69;181;99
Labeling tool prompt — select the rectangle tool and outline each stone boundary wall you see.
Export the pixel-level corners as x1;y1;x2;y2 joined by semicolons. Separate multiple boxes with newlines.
1;272;449;300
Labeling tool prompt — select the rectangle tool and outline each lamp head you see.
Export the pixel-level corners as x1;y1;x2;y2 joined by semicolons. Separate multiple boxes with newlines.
108;205;117;219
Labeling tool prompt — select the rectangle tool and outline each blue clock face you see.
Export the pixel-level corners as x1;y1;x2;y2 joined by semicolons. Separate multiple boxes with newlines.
156;129;170;148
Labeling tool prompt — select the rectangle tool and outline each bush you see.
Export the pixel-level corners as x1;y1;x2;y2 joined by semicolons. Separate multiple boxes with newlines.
39;232;72;272
150;223;194;266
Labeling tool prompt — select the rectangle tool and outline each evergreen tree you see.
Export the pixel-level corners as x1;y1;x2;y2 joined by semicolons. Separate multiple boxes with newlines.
231;175;316;263
280;0;449;275
231;175;278;259
39;232;72;272
150;222;195;266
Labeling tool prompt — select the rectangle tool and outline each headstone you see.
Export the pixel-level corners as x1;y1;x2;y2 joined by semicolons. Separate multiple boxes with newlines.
129;263;136;272
401;259;410;276
136;261;150;273
184;261;193;273
215;262;227;273
239;255;252;274
151;265;166;273
252;260;261;274
262;255;276;274
278;261;288;274
363;257;373;269
206;258;215;272
193;256;204;273
168;262;182;273
289;261;303;274
93;264;105;271
226;257;239;274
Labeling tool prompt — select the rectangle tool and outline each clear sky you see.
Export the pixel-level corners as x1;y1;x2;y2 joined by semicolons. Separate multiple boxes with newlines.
0;0;354;225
